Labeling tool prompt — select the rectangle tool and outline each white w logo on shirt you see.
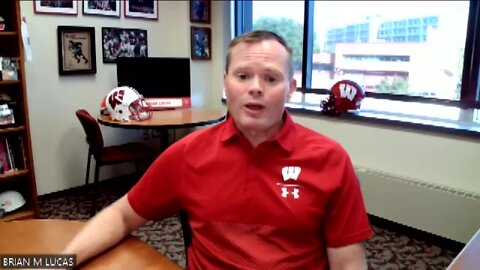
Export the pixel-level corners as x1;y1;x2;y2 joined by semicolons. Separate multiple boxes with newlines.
282;166;301;181
339;83;357;101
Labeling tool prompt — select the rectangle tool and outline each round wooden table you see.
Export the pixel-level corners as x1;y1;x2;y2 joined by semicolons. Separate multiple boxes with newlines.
98;107;226;129
98;107;226;151
0;219;182;270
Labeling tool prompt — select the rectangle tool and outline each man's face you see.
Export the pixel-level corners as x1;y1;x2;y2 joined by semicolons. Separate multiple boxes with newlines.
224;40;297;136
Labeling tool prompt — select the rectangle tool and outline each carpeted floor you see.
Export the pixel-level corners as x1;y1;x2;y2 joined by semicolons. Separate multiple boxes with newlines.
38;177;460;269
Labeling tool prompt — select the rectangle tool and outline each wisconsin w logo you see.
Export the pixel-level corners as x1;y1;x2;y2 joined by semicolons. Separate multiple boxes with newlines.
282;166;301;181
339;83;357;101
108;89;125;109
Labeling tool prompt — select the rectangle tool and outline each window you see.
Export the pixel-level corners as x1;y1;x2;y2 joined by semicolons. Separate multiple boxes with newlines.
235;1;480;112
313;1;469;99
251;1;305;84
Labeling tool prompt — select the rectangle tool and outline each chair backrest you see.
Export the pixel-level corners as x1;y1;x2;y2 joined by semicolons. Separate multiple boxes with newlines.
75;109;104;157
179;211;192;247
179;210;192;265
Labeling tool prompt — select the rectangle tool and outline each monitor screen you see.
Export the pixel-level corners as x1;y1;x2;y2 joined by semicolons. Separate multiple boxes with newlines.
116;57;191;99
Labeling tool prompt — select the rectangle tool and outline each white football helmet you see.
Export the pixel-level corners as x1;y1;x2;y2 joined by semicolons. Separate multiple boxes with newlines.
0;190;25;213
105;86;152;121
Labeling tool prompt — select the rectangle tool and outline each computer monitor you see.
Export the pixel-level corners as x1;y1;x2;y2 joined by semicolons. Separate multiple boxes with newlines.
116;57;191;109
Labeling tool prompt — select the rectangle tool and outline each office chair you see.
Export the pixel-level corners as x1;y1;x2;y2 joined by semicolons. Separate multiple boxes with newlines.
75;109;156;216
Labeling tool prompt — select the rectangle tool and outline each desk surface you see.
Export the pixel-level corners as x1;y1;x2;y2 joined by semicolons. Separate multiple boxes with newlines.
0;219;182;270
447;228;480;270
98;107;226;129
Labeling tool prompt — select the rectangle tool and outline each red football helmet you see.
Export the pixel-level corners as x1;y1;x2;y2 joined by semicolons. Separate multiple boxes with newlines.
321;80;366;114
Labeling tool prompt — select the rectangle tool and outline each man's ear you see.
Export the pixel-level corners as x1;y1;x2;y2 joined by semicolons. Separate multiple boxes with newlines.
287;79;297;100
223;71;227;96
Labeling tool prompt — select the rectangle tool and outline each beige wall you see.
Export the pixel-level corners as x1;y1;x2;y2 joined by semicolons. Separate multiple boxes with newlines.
293;115;480;194
22;1;480;203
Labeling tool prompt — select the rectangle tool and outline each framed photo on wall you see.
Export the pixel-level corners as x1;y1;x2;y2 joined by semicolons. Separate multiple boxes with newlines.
57;26;96;75
83;0;121;17
190;26;211;60
101;27;148;63
190;0;211;24
124;0;158;20
34;0;78;15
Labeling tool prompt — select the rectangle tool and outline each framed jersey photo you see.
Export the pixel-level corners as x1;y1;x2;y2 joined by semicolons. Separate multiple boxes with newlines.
190;26;211;60
190;0;211;24
57;26;97;75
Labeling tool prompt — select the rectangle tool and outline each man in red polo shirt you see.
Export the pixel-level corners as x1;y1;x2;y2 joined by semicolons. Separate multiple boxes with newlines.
63;30;373;269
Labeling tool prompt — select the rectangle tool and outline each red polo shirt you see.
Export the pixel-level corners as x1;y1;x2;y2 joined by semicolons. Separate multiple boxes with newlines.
128;111;373;269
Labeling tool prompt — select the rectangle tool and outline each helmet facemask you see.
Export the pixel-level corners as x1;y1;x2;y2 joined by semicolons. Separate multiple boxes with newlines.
129;97;152;121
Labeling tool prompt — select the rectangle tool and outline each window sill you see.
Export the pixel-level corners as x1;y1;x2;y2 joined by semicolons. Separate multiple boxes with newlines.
221;98;480;139
286;104;480;139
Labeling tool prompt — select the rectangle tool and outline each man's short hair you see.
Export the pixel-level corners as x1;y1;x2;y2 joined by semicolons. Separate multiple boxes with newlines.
225;30;294;79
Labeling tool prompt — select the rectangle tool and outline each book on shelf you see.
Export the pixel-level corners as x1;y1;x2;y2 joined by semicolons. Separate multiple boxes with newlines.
0;16;4;31
0;135;27;174
18;136;27;169
0;139;9;173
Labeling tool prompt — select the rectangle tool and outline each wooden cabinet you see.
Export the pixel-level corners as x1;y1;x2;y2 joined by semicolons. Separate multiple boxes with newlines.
0;1;39;221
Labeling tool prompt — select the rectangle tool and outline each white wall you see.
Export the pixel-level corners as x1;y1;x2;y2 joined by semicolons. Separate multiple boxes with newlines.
22;0;480;238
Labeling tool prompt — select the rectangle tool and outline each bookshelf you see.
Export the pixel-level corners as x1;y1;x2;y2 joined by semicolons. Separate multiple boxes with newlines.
0;1;39;221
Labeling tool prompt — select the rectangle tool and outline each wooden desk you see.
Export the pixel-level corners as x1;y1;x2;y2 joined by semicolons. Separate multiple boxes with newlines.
98;107;226;129
0;219;182;270
447;228;480;270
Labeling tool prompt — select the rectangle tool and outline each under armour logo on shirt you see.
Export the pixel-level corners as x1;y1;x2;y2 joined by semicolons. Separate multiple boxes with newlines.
281;187;299;199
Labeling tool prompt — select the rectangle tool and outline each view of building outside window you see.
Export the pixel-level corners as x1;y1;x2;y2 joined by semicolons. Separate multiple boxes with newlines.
313;1;469;100
252;1;470;101
252;1;305;85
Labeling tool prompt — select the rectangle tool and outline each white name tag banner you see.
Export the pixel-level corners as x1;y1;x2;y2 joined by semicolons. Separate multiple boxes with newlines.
146;97;191;110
